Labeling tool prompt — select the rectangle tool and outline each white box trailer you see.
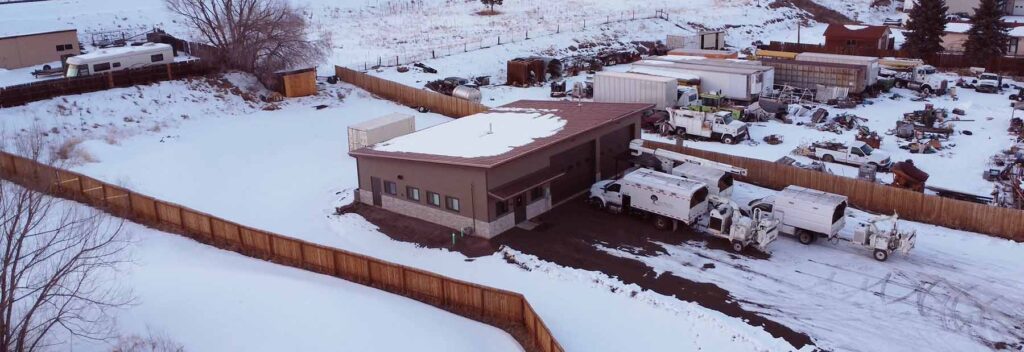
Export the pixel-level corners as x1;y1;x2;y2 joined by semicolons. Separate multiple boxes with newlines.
749;186;848;244
671;163;734;197
632;60;773;101
589;168;710;228
593;72;680;109
348;113;416;151
666;31;726;50
794;52;880;86
65;43;174;77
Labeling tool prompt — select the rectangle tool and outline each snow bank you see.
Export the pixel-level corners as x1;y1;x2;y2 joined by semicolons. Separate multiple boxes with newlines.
373;110;566;158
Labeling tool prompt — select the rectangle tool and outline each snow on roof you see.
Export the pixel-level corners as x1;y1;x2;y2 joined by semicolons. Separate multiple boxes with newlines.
350;113;413;131
780;186;848;206
70;43;172;62
1010;27;1024;37
596;71;677;83
844;25;867;30
627;66;701;82
0;27;75;39
371;109;566;158
945;23;971;34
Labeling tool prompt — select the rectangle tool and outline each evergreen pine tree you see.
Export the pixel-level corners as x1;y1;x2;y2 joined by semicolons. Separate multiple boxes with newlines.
963;0;1011;63
902;0;949;58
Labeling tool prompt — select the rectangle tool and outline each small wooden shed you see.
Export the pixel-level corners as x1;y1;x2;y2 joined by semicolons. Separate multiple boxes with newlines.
276;68;317;97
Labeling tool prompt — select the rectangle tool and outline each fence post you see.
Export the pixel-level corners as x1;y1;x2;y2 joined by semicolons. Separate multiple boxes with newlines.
556;24;560;34
526;30;529;40
498;35;501;45
107;72;114;89
166;64;173;80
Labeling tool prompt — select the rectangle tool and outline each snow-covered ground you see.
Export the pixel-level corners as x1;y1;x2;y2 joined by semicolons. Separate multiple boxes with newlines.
6;184;522;352
601;182;1024;352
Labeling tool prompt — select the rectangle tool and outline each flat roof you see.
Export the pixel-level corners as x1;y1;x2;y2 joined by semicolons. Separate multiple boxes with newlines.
0;28;76;41
350;100;652;168
596;71;677;83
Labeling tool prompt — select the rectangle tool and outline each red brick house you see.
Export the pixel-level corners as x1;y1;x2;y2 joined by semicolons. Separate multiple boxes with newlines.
823;24;894;52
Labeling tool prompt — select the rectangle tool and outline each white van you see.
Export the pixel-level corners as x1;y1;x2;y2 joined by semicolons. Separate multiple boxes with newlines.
671;163;734;197
66;43;174;77
748;186;848;244
590;168;710;229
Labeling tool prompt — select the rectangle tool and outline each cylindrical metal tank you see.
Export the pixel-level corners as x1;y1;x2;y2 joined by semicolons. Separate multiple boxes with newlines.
452;85;482;103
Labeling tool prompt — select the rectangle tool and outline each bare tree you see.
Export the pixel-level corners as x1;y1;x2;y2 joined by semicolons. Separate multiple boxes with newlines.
165;0;329;87
0;135;132;351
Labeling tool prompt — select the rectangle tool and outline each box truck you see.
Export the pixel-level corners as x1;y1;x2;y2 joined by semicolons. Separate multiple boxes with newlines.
589;168;710;229
593;72;681;109
747;186;848;244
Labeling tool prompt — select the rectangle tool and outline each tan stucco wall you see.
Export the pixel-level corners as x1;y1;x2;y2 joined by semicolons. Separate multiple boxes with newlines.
942;33;969;52
0;30;79;69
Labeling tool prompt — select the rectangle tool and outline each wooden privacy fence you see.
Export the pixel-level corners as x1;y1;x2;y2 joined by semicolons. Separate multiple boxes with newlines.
0;60;212;108
335;66;488;118
0;151;564;352
644;140;1024;241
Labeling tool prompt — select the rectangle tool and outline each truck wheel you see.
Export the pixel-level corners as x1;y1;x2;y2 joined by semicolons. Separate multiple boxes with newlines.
675;127;687;138
822;154;835;163
722;135;735;144
731;241;745;252
589;197;605;210
873;249;889;262
653;216;671;230
922;86;932;95
797;230;815;245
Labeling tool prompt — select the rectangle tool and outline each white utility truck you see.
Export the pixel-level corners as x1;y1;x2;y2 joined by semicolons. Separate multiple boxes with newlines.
892;64;948;95
701;195;779;252
748;186;848;245
589;168;710;229
973;72;1002;93
798;142;892;171
660;107;749;144
853;214;918;261
628;139;746;196
65;43;175;77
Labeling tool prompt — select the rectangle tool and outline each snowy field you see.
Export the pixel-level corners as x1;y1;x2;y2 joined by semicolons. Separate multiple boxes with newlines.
8;184;522;352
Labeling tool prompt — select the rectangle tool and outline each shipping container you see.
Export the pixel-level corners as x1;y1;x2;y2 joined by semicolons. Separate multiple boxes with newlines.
761;58;867;93
794;52;880;86
593;71;679;109
632;60;773;101
348;113;416;151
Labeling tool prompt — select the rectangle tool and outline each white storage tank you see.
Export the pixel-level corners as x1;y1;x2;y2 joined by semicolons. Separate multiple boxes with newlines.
452;85;482;103
348;113;416;151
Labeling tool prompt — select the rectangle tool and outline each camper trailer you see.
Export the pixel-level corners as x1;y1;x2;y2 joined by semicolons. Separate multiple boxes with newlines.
748;186;848;244
65;43;174;77
589;168;710;229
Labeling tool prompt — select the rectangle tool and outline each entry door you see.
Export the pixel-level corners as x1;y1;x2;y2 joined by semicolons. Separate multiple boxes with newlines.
514;196;527;223
370;177;383;206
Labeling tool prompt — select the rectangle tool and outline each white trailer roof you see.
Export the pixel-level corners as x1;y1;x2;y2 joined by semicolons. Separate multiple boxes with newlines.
350;113;414;131
68;43;172;63
595;71;677;83
651;56;767;69
635;60;767;75
624;168;706;194
673;163;726;180
627;66;701;82
779;186;848;207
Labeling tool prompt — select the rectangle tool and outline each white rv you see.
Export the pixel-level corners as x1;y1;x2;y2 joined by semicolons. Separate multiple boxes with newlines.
671;163;734;197
589;168;710;229
748;186;848;244
65;43;174;77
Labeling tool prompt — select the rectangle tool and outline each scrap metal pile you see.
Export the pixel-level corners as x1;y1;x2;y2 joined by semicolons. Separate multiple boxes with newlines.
891;104;961;154
985;145;1024;209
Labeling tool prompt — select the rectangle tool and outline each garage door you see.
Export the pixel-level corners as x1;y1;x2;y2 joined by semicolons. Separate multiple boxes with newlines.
549;141;595;204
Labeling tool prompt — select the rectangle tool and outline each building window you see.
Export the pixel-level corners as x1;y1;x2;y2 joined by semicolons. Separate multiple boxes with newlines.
446;196;461;212
383;180;397;195
112;62;121;68
55;44;73;51
496;200;508;215
151;54;165;62
407;186;420;202
427;192;441;207
93;62;111;72
530;186;544;201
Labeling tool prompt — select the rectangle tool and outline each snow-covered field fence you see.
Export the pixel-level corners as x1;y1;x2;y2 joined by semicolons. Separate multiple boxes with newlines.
340;9;668;70
0;151;565;352
0;60;211;107
336;66;488;117
644;140;1024;240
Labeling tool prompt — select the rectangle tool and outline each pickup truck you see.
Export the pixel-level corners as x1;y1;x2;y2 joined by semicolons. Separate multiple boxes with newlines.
806;142;892;170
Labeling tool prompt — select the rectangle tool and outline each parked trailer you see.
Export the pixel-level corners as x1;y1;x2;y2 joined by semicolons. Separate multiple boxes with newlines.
632;60;772;101
589;168;710;229
793;52;880;86
347;113;416;151
65;42;174;77
748;186;848;244
667;48;739;59
761;58;868;94
593;72;680;109
666;31;726;50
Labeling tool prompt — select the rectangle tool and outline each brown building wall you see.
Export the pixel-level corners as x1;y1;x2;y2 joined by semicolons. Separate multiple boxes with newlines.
0;30;79;69
355;156;489;224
